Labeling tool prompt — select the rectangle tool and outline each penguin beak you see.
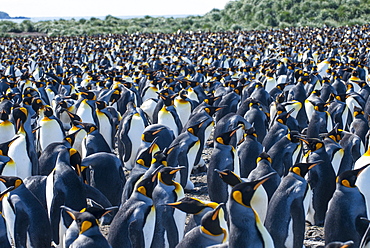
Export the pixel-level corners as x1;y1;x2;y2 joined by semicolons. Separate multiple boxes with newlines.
169;166;186;174
308;161;323;170
253;172;277;190
0;186;14;200
215;169;228;176
212;203;224;221
230;125;242;137
355;163;370;176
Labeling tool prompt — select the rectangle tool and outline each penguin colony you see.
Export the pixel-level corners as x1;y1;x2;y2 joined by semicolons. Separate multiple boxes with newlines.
1;24;370;248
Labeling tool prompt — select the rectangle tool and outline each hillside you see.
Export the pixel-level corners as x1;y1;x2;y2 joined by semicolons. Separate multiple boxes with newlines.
1;0;370;36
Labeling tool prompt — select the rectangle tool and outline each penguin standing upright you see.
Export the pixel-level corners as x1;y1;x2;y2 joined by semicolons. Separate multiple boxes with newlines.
9;107;39;176
300;137;336;226
243;99;268;143
75;91;98;125
207;127;240;204
81;152;126;208
151;166;186;248
62;206;112;248
263;110;293;152
166;117;209;190
227;175;275;248
268;131;302;177
117;102;147;170
0;110;15;144
324;165;369;247
95;100;115;150
46;148;87;246
237;127;263;178
0;175;52;248
108;168;160;248
265;162;321;248
248;152;281;201
157;94;183;137
0;186;12;248
36;105;66;152
175;203;227;248
173;90;195;128
81;123;112;158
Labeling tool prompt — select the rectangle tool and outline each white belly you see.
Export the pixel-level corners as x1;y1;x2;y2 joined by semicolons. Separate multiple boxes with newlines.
0;122;15;143
143;206;156;248
158;111;178;137
97;113;113;149
125;115;146;169
8;134;32;179
174;102;191;127
39;120;65;151
76;103;95;124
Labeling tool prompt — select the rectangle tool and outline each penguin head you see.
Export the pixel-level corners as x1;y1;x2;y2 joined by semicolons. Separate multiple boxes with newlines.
79;91;96;100
62;207;99;234
0;183;15;201
215;169;242;187
67;111;82;123
151;148;172;167
158;166;185;185
159;93;176;107
0;136;20;156
200;203;226;240
231;172;276;207
245;127;257;138
204;106;223;117
69;148;82;176
326;126;343;143
43;106;54;118
135;166;162;198
110;89;121;104
142;126;165;143
31;97;44;113
12;107;28;131
336;164;370;188
353;106;364;117
95;100;107;110
204;96;221;106
289;161;323;178
275;108;294;125
314;102;327;112
287;130;300;143
0;110;9;121
298;137;324;152
136;139;160;168
81;123;98;134
256;152;272;164
167;197;219;214
0;175;23;189
187;117;209;136
215;125;241;146
64;129;81;146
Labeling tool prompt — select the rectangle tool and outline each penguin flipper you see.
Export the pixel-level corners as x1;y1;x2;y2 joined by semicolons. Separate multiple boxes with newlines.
121;133;132;162
128;219;145;247
50;190;65;245
10;197;29;248
291;198;306;247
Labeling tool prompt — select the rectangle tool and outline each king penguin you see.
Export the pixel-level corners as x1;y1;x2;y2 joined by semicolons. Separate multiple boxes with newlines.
0;175;52;248
175;203;227;248
151;166;186;248
324;165;369;247
167;197;228;235
36;105;66;153
265;162;321;248
62;206;112;248
207;126;241;204
108;167;161;248
0;110;15;144
227;174;275;248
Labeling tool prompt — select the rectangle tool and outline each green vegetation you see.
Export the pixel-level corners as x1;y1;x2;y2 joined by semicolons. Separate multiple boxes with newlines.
1;0;370;36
